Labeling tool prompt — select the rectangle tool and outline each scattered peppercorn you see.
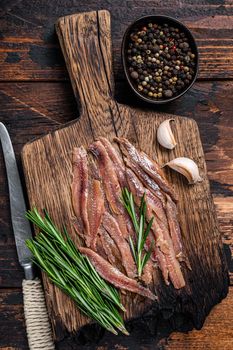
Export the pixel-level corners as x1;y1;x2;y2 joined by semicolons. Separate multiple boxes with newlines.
130;71;139;79
164;89;173;98
126;21;196;100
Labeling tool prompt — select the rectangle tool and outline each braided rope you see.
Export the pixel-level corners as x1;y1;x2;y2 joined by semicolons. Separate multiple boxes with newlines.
22;279;55;350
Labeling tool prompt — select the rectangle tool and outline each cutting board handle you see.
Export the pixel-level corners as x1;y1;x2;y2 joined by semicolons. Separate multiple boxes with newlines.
56;10;114;116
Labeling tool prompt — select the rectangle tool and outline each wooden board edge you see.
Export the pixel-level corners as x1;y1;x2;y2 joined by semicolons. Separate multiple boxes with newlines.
20;117;78;159
55;9;111;27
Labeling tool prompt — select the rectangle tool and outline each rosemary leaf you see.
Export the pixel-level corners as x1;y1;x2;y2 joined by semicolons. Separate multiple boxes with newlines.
122;189;154;278
140;217;154;253
26;209;128;335
129;236;137;262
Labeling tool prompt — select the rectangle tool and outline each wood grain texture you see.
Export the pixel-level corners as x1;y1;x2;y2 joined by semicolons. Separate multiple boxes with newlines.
56;287;233;350
0;287;232;350
0;2;232;349
20;10;228;341
1;0;233;80
215;197;233;285
0;289;28;350
164;287;233;350
0;81;232;290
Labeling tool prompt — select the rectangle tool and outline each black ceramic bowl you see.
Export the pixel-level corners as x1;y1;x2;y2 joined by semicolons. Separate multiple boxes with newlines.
122;15;199;104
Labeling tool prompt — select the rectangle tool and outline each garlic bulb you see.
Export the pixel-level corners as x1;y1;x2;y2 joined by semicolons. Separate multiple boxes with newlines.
164;157;203;184
157;119;177;150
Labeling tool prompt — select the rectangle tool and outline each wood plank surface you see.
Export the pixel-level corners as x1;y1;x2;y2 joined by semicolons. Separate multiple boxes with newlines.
0;81;232;289
164;287;233;350
0;289;28;350
19;9;228;342
0;287;232;350
0;1;232;350
0;80;232;348
1;1;233;80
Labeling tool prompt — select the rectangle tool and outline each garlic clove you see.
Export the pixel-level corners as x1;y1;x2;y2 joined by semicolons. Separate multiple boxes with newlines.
163;157;203;184
157;119;177;150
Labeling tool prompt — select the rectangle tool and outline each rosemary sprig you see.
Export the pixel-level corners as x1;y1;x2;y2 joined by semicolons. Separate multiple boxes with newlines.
122;188;154;278
25;208;128;336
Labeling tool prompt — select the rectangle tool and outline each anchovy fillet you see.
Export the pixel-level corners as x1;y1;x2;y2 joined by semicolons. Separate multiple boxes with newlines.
72;147;90;245
102;212;136;278
115;137;177;202
79;247;157;301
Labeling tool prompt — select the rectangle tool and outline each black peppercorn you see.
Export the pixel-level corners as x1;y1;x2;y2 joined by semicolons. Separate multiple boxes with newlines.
126;20;196;100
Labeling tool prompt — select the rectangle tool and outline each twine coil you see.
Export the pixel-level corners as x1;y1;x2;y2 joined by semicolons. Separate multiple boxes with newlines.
22;278;55;350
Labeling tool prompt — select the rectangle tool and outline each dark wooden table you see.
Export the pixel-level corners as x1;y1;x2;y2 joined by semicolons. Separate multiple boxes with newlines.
0;1;233;349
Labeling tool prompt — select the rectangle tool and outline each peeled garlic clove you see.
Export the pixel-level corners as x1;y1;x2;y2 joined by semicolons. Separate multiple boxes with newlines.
164;157;203;184
157;119;177;150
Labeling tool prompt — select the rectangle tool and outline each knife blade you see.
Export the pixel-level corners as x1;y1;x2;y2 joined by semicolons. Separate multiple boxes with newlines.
0;122;54;349
0;122;35;279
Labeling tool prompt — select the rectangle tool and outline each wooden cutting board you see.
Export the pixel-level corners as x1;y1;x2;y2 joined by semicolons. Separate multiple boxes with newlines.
21;10;228;341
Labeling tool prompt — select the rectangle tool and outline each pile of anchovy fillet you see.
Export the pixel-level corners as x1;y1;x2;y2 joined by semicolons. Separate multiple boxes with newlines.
72;137;190;301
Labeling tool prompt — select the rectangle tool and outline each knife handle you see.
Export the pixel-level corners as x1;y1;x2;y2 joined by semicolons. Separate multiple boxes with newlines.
22;278;55;350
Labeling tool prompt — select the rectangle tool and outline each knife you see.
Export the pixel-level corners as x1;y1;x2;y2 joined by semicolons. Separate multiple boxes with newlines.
0;122;55;350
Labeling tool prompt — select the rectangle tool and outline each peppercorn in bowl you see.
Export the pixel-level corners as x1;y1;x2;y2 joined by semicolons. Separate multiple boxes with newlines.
122;15;199;104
